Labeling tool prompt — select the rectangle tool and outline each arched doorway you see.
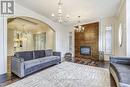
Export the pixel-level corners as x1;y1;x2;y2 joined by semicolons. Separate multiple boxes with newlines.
7;16;56;77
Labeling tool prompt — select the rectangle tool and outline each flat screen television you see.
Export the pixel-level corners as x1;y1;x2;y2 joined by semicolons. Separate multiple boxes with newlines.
80;46;91;56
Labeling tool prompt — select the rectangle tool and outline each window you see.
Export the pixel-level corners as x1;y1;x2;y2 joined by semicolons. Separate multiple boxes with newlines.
105;26;112;54
34;32;46;50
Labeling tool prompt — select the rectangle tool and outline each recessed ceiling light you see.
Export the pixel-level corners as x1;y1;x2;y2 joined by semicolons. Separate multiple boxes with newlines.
51;13;55;17
66;14;70;18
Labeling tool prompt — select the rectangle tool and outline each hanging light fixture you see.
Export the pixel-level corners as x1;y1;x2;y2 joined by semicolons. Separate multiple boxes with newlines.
74;16;85;32
51;0;70;23
58;0;63;23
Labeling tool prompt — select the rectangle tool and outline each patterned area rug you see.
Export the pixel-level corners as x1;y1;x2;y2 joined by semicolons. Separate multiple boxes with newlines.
74;59;99;66
6;62;110;87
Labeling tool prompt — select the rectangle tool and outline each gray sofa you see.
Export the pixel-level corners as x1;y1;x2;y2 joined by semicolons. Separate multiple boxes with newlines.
110;56;130;87
11;50;61;78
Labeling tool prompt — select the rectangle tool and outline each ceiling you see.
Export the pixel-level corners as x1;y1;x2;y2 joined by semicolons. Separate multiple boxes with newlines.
15;0;121;25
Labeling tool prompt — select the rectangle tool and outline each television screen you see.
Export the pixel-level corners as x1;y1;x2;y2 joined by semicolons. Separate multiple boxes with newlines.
80;46;91;55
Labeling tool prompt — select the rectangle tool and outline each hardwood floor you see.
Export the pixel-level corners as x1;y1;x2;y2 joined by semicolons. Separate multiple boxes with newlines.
110;74;117;87
0;61;117;87
0;74;19;87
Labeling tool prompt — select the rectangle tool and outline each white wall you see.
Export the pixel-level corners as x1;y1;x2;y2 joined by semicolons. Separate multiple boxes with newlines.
100;17;116;53
114;0;127;56
100;17;116;61
110;0;130;57
126;0;130;56
46;29;55;50
7;29;14;56
0;17;5;75
67;26;75;57
0;3;69;74
98;0;130;59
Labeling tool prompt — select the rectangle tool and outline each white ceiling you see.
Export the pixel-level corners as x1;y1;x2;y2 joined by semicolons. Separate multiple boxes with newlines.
16;0;121;25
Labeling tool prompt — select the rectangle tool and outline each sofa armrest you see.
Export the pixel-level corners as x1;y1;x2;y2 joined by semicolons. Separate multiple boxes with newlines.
11;57;25;78
53;52;61;57
110;56;130;65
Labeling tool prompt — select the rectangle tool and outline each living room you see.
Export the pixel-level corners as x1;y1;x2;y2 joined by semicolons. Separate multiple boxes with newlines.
0;0;130;87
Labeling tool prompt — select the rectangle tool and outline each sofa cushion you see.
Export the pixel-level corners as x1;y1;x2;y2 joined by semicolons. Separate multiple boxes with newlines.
24;56;60;69
45;49;53;56
111;63;130;85
15;51;33;61
34;50;45;59
24;59;41;69
120;83;130;87
110;57;130;65
39;56;60;63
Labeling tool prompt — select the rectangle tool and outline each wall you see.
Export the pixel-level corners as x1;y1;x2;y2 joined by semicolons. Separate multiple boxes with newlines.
114;0;126;56
102;0;130;58
67;26;75;57
0;3;69;75
0;17;5;75
7;29;14;56
100;17;116;60
114;0;130;57
46;29;55;50
126;0;130;56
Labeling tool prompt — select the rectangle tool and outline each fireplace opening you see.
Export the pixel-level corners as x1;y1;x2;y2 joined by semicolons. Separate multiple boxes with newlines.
80;46;91;56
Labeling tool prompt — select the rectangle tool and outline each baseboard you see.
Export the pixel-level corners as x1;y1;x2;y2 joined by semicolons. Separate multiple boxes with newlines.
0;73;7;84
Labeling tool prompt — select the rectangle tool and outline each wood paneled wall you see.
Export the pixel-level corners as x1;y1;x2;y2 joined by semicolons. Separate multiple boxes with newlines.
75;22;99;60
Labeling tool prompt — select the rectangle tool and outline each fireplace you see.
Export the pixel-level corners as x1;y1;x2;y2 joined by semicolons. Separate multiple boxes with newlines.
80;46;91;56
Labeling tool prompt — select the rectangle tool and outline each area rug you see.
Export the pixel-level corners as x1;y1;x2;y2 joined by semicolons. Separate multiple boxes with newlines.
6;62;110;87
74;58;99;66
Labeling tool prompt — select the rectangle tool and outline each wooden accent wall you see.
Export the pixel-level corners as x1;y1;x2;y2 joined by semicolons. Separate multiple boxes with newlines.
75;22;99;60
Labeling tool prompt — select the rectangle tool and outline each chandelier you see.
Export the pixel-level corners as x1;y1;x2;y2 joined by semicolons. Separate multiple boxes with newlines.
51;0;70;23
58;0;63;23
74;16;85;32
51;0;63;23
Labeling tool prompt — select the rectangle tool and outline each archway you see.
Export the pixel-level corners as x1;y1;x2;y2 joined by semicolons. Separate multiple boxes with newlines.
7;16;56;76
